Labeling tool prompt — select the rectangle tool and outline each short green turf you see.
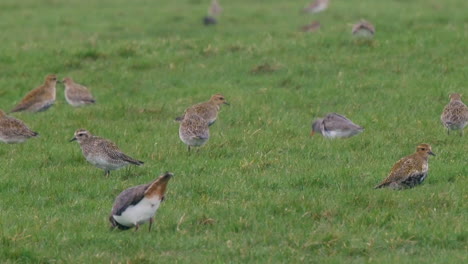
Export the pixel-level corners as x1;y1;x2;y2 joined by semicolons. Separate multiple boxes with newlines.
0;0;466;263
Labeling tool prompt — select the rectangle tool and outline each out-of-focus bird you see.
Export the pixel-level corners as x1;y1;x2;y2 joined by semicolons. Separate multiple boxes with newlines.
303;0;329;14
440;93;468;136
311;113;364;138
62;77;95;107
352;20;375;38
10;74;58;113
0;109;38;143
301;21;321;32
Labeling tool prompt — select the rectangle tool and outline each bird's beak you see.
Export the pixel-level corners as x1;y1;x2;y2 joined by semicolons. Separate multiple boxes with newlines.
57;80;63;84
224;101;230;106
69;137;77;142
429;151;436;156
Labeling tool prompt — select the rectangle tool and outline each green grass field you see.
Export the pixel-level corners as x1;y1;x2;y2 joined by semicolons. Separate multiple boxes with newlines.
0;0;467;263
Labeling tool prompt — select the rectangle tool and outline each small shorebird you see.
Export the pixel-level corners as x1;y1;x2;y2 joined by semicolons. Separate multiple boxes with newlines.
301;21;321;33
62;77;96;107
311;113;364;138
70;129;144;176
352;20;375;38
176;94;229;126
110;172;173;231
375;144;435;190
440;93;468;136
208;0;222;17
0;109;38;143
303;0;329;14
10;74;58;113
178;113;210;152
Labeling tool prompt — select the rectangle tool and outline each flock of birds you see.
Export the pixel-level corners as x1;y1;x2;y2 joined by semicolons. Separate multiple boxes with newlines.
1;1;467;232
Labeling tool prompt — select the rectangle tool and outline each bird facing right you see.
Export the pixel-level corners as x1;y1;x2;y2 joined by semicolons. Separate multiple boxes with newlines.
10;74;58;113
70;129;144;176
62;77;96;107
0;109;38;144
440;93;468;136
374;144;435;190
110;172;173;231
175;94;229;126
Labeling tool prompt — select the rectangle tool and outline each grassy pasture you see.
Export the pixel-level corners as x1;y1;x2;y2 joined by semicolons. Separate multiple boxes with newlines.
0;0;467;263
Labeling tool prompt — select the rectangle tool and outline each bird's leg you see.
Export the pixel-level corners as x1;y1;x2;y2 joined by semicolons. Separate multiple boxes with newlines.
447;128;450;135
149;217;153;232
460;130;464;137
188;146;191;152
104;170;110;177
134;224;139;232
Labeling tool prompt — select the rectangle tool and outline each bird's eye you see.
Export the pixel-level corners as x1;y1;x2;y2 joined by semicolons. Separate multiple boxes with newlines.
421;148;425;151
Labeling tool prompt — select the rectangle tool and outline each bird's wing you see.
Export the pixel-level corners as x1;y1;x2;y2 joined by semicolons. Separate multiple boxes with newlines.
68;84;95;102
10;86;46;112
323;113;362;131
111;184;149;216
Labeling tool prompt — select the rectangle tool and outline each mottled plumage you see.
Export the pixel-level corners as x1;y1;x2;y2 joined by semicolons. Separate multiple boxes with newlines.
375;144;435;190
352;20;375;38
63;77;95;107
179;113;210;151
110;172;173;231
311;113;364;138
440;93;468;136
175;94;229;126
0;109;38;143
303;0;329;14
70;129;143;176
10;74;58;113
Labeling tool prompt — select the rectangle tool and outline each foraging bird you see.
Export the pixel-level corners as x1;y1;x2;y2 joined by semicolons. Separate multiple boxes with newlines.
175;94;229;126
352;20;375;38
178;113;210;152
110;172;173;231
440;93;468;136
303;0;329;14
70;129;144;176
10;74;58;113
62;77;96;107
301;21;321;33
375;144;435;190
0;109;38;143
311;113;364;138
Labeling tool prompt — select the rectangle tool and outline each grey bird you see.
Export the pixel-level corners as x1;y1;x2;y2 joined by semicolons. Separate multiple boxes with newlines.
311;113;364;138
62;77;96;107
70;129;143;176
440;93;468;136
109;172;173;231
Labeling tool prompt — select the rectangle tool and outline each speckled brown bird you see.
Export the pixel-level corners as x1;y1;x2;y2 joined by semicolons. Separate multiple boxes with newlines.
352;20;375;38
375;144;436;190
178;113;210;152
110;172;173;231
10;74;58;113
0;109;38;143
63;77;95;107
311;113;364;138
303;0;329;14
440;93;468;136
175;94;229;126
70;129;143;176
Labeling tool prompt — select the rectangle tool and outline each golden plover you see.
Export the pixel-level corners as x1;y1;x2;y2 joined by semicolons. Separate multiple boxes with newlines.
176;94;229;126
70;129;144;176
375;144;435;190
440;93;468;136
62;77;96;107
352;20;375;38
311;113;364;138
10;74;58;113
0;109;38;143
303;0;329;14
178;113;210;152
109;172;173;231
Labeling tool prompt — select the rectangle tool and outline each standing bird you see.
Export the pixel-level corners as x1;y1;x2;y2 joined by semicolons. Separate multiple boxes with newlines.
303;0;329;14
375;144;436;190
70;129;144;176
175;94;229;126
440;93;468;136
62;77;96;107
311;113;364;138
204;0;222;25
10;74;58;113
178;113;210;152
109;172;173;231
352;20;375;38
0;109;38;143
